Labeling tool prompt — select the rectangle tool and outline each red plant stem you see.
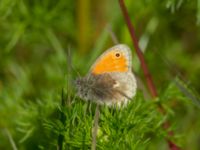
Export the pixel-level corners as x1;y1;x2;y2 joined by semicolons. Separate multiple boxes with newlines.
118;0;180;150
119;0;157;97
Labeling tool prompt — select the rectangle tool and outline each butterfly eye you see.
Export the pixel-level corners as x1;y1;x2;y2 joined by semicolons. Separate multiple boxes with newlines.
115;52;121;58
75;79;82;85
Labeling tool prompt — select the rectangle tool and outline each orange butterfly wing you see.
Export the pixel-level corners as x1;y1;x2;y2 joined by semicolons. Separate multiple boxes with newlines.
90;45;131;75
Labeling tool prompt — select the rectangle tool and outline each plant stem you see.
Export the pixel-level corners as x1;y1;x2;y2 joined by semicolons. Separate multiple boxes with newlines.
118;0;180;149
91;104;100;150
67;46;72;106
57;89;66;150
118;0;157;97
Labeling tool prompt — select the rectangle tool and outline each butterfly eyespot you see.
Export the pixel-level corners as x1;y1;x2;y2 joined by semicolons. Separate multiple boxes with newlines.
115;52;121;58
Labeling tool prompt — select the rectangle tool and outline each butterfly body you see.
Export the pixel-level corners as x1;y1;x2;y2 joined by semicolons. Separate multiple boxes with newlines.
75;44;137;106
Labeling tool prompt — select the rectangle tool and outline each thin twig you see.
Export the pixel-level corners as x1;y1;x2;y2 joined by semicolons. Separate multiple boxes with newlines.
67;45;72;106
91;104;100;150
118;0;180;149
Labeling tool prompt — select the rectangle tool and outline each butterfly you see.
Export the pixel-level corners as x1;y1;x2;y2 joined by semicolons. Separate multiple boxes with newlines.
75;44;137;106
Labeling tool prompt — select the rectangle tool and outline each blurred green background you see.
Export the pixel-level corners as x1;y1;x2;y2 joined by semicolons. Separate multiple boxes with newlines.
0;0;200;149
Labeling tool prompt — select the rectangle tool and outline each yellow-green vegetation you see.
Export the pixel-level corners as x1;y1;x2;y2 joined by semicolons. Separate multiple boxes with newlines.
0;0;200;150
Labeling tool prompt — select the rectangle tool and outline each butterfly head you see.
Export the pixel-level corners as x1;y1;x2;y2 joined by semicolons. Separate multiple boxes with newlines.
75;76;93;101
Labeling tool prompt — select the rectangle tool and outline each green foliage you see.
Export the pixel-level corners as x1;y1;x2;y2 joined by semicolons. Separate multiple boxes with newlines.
0;0;200;150
33;92;166;150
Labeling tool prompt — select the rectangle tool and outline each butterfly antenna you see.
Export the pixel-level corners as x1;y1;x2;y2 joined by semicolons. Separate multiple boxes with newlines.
67;45;81;78
66;45;82;104
106;24;119;44
73;66;81;78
